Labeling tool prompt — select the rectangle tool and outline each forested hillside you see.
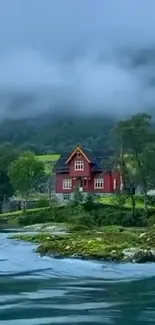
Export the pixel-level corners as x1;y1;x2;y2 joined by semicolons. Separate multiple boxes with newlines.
0;114;116;153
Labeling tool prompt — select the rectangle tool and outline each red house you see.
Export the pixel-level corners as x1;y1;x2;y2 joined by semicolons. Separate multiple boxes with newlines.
54;145;121;201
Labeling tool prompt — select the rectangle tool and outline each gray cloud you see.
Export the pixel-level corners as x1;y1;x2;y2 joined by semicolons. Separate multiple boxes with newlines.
0;0;155;118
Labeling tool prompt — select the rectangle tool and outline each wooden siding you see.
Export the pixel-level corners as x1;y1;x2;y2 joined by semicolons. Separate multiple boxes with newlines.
55;171;121;194
68;155;92;177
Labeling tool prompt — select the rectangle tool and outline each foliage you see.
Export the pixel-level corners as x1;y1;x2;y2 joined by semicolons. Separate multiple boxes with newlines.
4;200;150;228
71;189;84;206
146;196;155;206
8;151;46;209
0;115;115;153
110;193;127;209
83;193;96;211
116;113;155;215
0;144;20;211
35;198;49;208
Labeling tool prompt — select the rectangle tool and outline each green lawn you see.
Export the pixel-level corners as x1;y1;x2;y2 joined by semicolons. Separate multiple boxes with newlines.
100;196;155;209
15;192;49;201
36;154;60;162
36;154;60;175
0;207;47;217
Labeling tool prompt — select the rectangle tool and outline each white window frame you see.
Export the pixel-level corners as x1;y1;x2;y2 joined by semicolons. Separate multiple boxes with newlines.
113;178;117;190
74;161;84;171
63;179;72;189
94;178;104;189
63;194;70;201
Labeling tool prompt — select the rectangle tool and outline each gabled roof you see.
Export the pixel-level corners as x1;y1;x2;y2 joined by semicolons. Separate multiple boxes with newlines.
54;146;115;174
66;145;92;164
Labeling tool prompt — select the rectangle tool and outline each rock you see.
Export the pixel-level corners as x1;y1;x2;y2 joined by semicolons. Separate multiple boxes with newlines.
139;233;147;238
133;249;155;263
123;247;155;263
24;223;67;233
111;250;117;254
123;247;139;257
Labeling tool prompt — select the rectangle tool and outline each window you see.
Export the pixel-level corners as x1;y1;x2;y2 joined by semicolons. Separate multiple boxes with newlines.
94;178;104;189
113;178;117;190
63;194;70;201
75;161;84;170
63;179;72;189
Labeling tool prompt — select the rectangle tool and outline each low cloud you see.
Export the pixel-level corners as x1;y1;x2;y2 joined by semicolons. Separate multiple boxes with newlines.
0;0;155;118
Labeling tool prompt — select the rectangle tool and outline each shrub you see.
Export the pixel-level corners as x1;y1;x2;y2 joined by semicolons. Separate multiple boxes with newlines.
92;208;124;226
148;214;155;226
35;198;49;208
68;224;91;232
83;194;96;211
72;189;84;206
73;211;95;227
121;210;147;227
17;205;70;226
17;209;53;226
146;196;155;206
135;195;144;203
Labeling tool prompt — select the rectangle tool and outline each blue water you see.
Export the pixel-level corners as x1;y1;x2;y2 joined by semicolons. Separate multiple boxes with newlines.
0;230;155;324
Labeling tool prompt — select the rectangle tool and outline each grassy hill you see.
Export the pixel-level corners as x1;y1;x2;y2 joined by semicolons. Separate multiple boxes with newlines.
37;154;60;162
36;154;60;175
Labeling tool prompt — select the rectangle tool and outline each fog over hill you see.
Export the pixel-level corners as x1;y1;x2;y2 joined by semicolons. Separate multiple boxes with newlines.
0;1;155;119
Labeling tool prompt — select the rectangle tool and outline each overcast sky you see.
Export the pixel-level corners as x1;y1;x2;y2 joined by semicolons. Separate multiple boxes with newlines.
1;0;155;118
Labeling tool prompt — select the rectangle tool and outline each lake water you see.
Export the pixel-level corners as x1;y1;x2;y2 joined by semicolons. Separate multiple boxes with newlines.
0;230;155;324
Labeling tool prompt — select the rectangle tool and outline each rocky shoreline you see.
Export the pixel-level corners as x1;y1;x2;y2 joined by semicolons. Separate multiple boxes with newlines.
9;224;155;263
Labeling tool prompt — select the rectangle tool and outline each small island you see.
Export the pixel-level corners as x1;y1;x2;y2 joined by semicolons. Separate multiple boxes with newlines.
9;224;155;263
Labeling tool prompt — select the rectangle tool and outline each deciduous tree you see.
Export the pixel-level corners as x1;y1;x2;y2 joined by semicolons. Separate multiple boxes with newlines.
0;144;20;212
116;113;155;215
8;151;45;210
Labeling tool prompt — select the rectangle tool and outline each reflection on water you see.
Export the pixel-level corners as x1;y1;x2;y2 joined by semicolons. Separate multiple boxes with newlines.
0;231;155;324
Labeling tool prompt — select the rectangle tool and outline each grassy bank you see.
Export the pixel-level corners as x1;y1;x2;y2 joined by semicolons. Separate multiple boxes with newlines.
4;197;155;262
1;196;155;228
99;195;155;209
10;226;155;262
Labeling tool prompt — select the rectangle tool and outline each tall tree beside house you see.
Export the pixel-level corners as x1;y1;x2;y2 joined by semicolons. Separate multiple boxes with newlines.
0;143;20;212
8;151;45;211
116;113;155;215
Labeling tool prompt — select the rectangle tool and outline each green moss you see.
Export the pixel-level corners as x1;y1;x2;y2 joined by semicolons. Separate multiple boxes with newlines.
10;227;149;261
9;233;58;243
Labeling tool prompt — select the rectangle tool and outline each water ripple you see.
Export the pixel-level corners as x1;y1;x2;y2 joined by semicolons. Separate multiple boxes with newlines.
1;230;155;324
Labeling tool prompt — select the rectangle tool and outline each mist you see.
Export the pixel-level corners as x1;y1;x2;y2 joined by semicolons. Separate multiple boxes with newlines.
1;0;155;119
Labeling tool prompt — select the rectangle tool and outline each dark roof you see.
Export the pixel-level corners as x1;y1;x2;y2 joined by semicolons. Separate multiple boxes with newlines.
54;151;70;173
79;146;97;164
54;146;115;173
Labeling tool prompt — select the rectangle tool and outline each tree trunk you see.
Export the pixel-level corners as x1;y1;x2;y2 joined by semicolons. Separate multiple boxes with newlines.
21;198;27;212
24;199;27;211
143;190;148;216
131;192;136;218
